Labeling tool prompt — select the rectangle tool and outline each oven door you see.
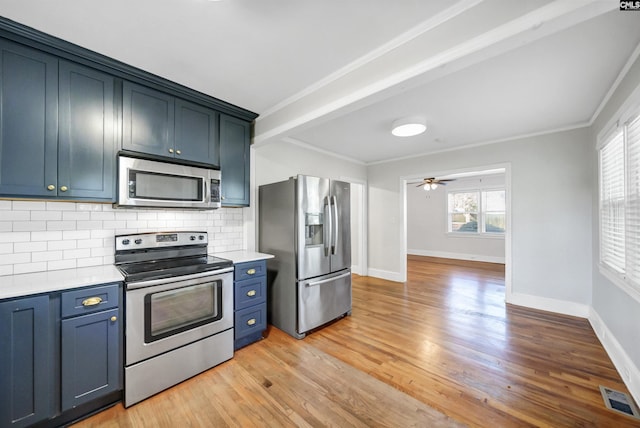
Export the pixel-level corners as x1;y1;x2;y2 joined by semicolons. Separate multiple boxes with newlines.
125;270;233;366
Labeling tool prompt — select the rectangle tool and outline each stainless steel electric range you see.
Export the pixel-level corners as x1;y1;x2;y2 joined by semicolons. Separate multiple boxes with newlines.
114;231;233;407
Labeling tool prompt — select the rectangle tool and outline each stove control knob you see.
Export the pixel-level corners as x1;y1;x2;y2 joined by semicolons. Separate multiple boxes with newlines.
198;235;205;240
190;235;196;241
135;239;142;245
122;239;130;245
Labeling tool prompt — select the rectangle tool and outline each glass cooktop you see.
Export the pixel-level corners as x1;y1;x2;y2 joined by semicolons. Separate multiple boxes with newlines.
117;255;233;284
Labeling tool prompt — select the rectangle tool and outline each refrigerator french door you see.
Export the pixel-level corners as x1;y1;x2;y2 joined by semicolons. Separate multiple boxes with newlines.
259;175;351;339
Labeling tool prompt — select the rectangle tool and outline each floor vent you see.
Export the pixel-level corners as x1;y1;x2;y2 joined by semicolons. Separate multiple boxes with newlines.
599;386;640;419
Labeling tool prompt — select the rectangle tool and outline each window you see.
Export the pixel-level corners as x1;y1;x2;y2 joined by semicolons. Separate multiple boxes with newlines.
599;113;640;293
448;189;505;234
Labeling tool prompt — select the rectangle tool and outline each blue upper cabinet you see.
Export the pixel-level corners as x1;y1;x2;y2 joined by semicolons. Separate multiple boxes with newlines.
123;82;220;166
0;39;58;198
175;98;219;166
220;114;251;206
0;39;116;201
122;81;175;158
58;61;116;200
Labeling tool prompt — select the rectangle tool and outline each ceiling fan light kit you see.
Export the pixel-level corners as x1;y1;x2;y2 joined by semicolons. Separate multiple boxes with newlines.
416;177;455;190
391;116;426;137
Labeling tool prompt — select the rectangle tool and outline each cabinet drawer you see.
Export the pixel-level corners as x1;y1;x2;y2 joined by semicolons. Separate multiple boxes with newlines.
61;283;120;318
234;305;266;340
234;260;266;281
235;276;266;310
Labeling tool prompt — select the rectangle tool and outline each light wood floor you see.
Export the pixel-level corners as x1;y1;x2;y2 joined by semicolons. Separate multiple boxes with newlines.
73;256;637;427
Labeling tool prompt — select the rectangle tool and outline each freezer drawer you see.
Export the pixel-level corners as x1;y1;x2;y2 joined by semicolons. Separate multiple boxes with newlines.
297;270;351;335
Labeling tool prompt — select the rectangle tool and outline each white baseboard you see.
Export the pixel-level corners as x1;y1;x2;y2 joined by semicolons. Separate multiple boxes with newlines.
407;249;505;264
506;292;590;318
367;268;404;283
589;308;640;407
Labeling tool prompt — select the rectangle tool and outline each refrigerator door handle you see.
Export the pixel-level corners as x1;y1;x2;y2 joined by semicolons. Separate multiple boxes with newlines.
306;272;352;287
324;196;332;257
331;195;339;255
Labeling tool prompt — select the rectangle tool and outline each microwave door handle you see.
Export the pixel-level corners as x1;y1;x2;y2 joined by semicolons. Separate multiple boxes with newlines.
204;179;209;203
332;195;339;255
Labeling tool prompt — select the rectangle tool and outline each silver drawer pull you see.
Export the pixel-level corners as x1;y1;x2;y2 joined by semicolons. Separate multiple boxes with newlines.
247;290;256;297
247;318;256;326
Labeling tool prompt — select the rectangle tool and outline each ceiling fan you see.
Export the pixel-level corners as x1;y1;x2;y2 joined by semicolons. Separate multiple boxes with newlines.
415;177;455;190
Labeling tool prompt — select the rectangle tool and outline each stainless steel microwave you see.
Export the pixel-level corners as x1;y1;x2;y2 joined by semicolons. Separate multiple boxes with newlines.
115;155;221;209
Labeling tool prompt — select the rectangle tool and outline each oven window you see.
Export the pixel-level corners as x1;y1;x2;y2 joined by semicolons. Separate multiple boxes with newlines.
144;281;222;342
130;170;203;202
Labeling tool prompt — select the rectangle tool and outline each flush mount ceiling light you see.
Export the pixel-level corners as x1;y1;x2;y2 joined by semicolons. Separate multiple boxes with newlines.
391;116;426;137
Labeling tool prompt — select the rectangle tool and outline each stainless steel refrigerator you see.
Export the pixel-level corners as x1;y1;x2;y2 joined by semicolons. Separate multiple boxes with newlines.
259;175;351;339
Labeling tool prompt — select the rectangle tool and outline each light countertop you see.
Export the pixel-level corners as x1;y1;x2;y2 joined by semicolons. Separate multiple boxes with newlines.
0;265;124;300
213;250;274;264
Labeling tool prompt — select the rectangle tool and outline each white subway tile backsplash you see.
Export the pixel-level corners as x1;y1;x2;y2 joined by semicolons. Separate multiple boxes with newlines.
14;262;48;275
0;253;31;265
46;221;78;231
0;232;30;243
63;248;91;259
32;231;63;241
0;211;30;221
76;220;102;230
12;201;46;211
63;211;90;221
14;241;47;253
32;250;63;262
48;240;76;251
76;203;104;212
31;211;62;221
91;211;115;221
0;204;244;277
13;221;47;232
77;239;103;249
48;259;77;271
77;257;104;268
63;230;91;240
46;201;76;211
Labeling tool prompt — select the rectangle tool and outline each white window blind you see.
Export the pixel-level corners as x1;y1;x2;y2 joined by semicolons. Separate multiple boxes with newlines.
600;130;625;272
625;115;640;284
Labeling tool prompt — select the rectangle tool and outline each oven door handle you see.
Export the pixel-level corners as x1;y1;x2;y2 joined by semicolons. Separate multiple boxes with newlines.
125;267;234;290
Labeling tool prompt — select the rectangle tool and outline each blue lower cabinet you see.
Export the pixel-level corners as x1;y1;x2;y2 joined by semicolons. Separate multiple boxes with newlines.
234;260;267;349
0;283;122;427
0;295;51;428
61;307;120;410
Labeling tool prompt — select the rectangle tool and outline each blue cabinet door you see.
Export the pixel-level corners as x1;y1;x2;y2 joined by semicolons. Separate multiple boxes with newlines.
58;61;116;200
0;295;51;428
122;81;175;158
0;39;58;197
175;98;219;166
61;307;120;411
219;114;250;206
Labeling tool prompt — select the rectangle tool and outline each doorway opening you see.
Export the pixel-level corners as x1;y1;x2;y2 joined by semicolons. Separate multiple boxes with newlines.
400;163;512;300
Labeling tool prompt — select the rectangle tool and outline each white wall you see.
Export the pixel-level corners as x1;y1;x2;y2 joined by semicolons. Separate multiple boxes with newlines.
407;174;505;263
589;51;640;403
367;127;593;314
0;201;244;278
